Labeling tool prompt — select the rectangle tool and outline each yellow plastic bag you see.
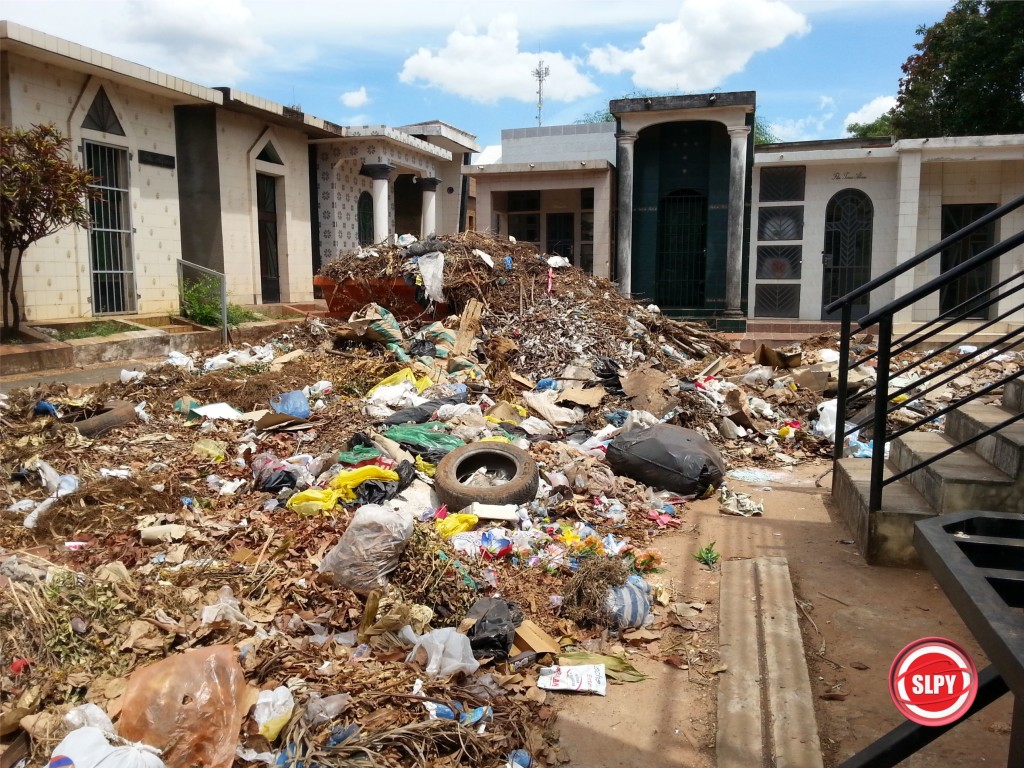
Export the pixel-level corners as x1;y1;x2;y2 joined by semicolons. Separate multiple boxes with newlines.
414;375;433;393
192;439;227;462
286;488;343;515
415;455;436;477
435;513;479;538
328;465;400;501
367;368;416;396
478;435;512;443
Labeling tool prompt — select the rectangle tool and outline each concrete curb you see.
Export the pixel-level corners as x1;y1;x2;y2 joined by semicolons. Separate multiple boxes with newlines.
718;557;823;768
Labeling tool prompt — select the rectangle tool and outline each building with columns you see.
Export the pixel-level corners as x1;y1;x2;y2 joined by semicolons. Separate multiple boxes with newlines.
749;133;1024;325
471;94;1022;329
0;22;477;325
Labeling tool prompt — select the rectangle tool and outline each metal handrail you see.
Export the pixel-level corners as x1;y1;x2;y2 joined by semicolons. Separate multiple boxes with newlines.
858;228;1024;328
176;259;228;345
823;192;1024;315
830;193;1024;522
892;271;1024;352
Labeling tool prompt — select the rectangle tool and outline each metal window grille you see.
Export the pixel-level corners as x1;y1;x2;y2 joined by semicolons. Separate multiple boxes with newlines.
757;206;804;241
755;284;801;318
940;204;996;319
756;245;802;279
758;167;806;202
85;141;136;314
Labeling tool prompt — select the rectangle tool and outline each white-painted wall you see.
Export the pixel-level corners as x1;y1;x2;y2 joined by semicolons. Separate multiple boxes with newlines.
214;110;314;304
5;53;182;322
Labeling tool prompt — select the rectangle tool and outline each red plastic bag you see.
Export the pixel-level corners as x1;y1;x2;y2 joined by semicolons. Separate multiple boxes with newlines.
117;645;248;768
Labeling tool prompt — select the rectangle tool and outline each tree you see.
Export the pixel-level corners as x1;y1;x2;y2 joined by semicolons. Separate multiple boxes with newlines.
847;112;895;138
0;124;95;335
891;0;1024;138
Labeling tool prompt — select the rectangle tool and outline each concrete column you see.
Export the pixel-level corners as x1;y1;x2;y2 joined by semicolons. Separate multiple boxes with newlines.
615;132;637;296
725;126;751;318
418;177;441;238
893;149;923;325
360;163;395;244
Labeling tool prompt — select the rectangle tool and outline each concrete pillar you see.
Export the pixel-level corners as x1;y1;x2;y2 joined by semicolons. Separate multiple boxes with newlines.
893;149;923;325
360;163;395;244
725;126;751;318
615;132;637;296
419;177;441;238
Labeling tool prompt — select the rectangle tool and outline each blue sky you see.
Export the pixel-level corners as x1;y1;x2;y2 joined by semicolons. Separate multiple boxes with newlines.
2;0;951;151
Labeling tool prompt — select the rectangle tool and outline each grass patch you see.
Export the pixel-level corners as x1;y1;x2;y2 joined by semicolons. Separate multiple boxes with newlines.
181;277;264;326
51;321;131;341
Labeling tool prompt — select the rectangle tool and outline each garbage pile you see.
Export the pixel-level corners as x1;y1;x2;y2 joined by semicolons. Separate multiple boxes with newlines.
1;231;1021;767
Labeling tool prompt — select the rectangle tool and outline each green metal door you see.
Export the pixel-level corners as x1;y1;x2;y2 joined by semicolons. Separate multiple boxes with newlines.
656;189;707;310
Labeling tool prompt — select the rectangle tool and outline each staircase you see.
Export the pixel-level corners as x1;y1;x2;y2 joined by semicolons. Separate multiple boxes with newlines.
826;192;1024;567
834;378;1024;566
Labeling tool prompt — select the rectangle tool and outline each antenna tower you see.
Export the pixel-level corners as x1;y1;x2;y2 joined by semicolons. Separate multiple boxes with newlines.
532;59;550;127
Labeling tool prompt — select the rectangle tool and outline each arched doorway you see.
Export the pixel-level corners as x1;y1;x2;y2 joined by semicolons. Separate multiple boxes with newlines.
656;189;708;310
821;188;873;320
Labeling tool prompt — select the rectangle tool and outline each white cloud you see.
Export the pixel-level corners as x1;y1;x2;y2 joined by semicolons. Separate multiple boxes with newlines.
342;114;372;126
588;0;809;91
843;95;897;130
399;15;599;104
770;95;836;141
819;95;836;111
118;0;273;84
341;87;369;108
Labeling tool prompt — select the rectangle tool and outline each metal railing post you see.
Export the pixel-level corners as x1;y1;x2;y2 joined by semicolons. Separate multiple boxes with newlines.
869;317;892;513
220;276;228;346
834;302;852;460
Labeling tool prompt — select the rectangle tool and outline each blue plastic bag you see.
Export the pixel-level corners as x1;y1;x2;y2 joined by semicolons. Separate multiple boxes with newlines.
270;390;311;419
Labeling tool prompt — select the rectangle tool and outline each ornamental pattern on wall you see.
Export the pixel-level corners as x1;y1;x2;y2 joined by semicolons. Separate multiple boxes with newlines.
315;142;439;260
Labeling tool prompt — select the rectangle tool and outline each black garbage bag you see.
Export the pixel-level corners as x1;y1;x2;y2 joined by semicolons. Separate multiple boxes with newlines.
355;460;418;505
466;598;524;660
606;424;725;496
408;339;437;358
383;392;469;426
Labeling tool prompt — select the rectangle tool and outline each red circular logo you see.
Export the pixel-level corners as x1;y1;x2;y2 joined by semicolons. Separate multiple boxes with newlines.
889;637;978;726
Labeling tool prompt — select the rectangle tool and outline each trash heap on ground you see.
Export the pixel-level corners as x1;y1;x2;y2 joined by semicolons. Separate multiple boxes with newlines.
1;230;1021;767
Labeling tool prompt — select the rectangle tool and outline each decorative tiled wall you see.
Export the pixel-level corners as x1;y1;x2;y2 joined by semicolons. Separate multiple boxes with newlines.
315;139;438;262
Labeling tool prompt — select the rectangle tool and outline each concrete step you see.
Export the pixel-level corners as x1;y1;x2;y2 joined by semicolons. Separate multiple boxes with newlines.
890;431;1021;514
1006;378;1024;412
832;457;936;567
945;403;1024;479
718;557;823;768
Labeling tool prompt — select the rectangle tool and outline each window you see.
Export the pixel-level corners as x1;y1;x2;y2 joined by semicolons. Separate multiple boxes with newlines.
257;142;283;164
508;190;540;212
759;167;805;202
755;284;800;318
758;206;804;240
756;245;802;279
357;191;373;246
508;213;540;244
84;141;135;314
83;87;125;136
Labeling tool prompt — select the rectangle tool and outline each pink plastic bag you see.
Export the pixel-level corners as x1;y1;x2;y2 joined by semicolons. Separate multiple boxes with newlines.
117;645;248;768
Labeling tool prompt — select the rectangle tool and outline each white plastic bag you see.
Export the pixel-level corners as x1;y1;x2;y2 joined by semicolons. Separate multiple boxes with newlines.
252;686;294;741
48;726;166;768
121;369;146;384
418;251;446;304
406;627;480;678
318;504;414;595
537;664;607;696
64;703;115;734
815;399;839;441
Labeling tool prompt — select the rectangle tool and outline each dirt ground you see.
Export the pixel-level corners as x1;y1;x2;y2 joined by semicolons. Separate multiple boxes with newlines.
556;460;1013;767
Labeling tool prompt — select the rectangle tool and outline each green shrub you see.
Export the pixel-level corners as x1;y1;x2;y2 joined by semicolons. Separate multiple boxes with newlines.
180;277;262;327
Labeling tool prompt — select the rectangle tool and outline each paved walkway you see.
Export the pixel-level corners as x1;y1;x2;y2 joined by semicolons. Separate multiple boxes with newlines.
0;357;165;394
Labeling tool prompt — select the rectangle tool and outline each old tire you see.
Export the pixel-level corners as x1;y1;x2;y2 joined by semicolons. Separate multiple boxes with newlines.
434;442;539;513
73;400;137;438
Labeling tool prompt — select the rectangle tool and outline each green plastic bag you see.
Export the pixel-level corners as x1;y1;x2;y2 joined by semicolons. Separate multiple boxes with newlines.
383;423;465;454
337;445;382;465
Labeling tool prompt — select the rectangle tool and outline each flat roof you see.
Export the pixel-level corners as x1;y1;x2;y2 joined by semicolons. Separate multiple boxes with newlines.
464;159;612;175
611;91;755;115
399;120;480;153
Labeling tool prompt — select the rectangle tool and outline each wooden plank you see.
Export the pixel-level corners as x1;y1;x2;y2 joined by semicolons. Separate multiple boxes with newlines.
453;299;484;356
